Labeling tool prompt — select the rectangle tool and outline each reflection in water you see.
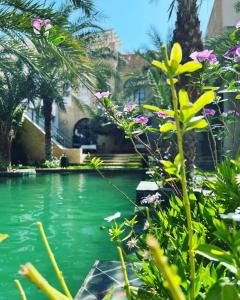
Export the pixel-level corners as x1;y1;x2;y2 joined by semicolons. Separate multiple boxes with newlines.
0;172;142;300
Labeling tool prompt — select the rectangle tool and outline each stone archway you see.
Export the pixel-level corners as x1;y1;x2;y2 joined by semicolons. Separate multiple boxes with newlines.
72;118;96;148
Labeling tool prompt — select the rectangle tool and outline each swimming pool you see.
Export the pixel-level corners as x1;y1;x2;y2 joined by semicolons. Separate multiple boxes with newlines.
0;172;143;299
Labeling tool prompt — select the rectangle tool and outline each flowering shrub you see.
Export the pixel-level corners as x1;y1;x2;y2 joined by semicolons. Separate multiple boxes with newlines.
94;28;240;299
190;49;218;64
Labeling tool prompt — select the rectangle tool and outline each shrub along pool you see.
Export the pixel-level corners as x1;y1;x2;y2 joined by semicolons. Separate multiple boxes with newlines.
0;172;143;299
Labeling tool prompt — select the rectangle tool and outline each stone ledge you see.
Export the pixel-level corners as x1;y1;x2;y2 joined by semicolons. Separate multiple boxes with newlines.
0;169;36;177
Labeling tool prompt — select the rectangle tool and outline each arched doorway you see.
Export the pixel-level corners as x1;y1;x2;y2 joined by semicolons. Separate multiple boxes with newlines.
72;118;96;148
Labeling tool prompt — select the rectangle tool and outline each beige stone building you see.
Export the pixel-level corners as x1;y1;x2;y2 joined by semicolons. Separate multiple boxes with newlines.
17;30;152;164
206;0;240;37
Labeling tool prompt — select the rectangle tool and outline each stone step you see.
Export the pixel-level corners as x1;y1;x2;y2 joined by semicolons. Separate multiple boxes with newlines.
82;153;143;168
75;260;141;300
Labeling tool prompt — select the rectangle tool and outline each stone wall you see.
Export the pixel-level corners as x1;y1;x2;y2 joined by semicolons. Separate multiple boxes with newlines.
19;116;82;164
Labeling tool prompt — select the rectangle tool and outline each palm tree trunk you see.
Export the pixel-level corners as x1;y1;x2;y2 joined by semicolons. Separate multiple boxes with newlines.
43;98;53;161
172;0;204;174
0;123;13;171
172;0;203;62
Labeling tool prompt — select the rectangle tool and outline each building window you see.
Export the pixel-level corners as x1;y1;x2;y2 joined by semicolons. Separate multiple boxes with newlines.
134;88;145;105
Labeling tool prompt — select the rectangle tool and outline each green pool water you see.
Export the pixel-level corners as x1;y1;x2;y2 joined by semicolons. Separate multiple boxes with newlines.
0;172;143;300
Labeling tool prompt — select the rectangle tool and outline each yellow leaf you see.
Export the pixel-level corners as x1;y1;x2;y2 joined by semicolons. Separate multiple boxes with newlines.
179;89;189;109
203;86;220;91
152;60;167;72
0;234;8;243
174;154;181;165
167;79;178;85
170;43;182;64
170;59;179;74
191;91;215;115
144;105;175;117
186;119;208;131
160;122;176;132
177;61;202;75
160;160;173;168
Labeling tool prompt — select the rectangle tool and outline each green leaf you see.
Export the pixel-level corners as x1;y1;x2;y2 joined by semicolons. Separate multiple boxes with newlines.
236;94;240;100
176;61;202;75
213;219;230;245
160;122;176;132
196;244;237;274
205;278;240;300
52;36;65;46
179;89;189;109
103;97;111;108
152;60;167;72
144;105;175;117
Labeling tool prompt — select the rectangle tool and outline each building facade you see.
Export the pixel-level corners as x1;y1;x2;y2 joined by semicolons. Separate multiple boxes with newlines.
206;0;240;37
18;30;154;163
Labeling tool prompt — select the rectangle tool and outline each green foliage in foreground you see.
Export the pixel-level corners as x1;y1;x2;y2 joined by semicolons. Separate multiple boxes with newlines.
96;31;240;299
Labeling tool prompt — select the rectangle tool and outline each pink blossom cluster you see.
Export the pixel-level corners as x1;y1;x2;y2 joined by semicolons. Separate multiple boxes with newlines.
32;19;52;35
190;50;218;64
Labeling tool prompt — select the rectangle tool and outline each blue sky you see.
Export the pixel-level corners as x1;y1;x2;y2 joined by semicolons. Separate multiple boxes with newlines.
95;0;214;53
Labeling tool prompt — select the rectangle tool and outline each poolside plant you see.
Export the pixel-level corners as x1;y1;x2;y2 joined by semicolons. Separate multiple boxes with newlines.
42;157;61;168
95;34;240;298
15;280;27;300
18;222;72;300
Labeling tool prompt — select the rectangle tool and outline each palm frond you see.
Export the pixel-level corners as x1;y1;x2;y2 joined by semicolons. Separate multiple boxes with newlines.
69;0;95;17
72;93;95;116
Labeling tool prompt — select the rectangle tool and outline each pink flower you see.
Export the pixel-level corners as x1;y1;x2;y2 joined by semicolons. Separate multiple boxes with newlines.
134;117;149;124
222;110;240;117
228;110;240;116
203;108;216;116
114;111;123;118
124;104;138;112
236;21;240;29
190;50;218;64
32;19;52;35
109;104;118;110
224;46;240;62
94;91;110;99
155;112;170;119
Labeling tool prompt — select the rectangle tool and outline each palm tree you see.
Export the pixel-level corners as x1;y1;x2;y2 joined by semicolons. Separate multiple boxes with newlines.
169;0;204;173
0;0;100;162
0;48;38;170
171;0;203;62
33;1;104;161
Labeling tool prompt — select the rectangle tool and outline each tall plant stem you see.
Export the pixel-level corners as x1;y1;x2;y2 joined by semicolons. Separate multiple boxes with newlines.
36;222;73;299
147;236;186;300
15;280;27;300
169;75;195;299
117;246;132;300
19;263;70;300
